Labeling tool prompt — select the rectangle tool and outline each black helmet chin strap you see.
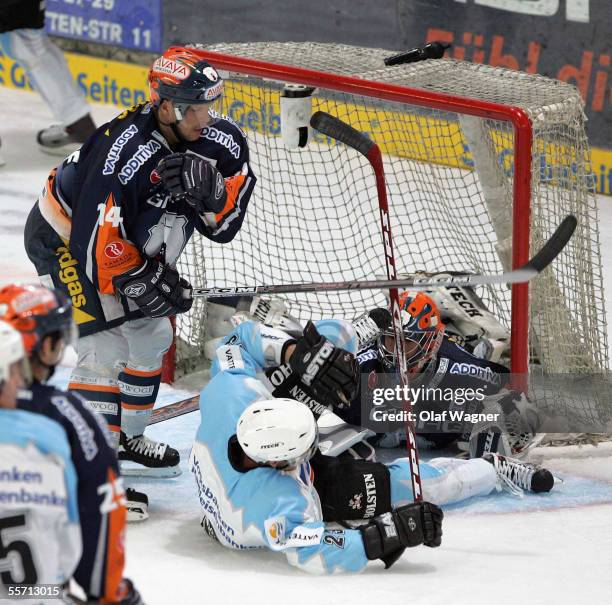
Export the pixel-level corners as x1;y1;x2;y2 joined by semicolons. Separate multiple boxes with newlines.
155;102;189;145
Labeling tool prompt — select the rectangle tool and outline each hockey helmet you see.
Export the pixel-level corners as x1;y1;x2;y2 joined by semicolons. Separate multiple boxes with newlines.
378;291;445;373
237;398;319;469
148;46;223;121
0;320;27;387
0;284;75;357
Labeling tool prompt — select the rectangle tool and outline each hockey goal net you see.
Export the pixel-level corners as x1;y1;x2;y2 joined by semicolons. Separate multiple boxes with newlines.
170;42;610;430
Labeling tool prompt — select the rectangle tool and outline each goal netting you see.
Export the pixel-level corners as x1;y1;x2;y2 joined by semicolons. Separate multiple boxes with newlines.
172;42;610;430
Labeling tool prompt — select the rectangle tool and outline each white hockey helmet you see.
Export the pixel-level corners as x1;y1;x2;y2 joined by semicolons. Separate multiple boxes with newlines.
237;398;319;467
0;320;26;384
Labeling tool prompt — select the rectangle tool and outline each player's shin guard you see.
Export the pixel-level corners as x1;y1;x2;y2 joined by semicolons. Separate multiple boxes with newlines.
118;366;162;437
69;376;122;450
118;365;180;477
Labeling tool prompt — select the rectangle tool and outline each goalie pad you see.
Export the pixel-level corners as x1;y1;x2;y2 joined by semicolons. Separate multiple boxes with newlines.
465;390;544;459
317;411;376;459
233;296;303;336
402;272;510;363
311;453;391;521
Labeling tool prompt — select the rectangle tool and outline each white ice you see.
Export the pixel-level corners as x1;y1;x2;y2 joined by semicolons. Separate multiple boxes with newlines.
1;86;611;605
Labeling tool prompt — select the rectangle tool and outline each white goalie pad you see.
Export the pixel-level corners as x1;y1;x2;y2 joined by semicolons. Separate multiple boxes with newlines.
317;411;376;459
466;390;545;459
232;296;303;335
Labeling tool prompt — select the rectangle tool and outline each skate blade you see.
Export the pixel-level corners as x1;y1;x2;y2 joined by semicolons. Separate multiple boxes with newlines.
127;505;149;522
120;460;182;478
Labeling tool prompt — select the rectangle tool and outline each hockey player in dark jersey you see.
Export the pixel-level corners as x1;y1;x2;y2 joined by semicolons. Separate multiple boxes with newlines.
230;291;538;458
347;290;511;450
0;284;144;604
23;46;256;477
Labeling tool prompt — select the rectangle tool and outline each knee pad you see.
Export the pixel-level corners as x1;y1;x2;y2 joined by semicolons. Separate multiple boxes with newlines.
122;317;173;370
312;455;391;522
74;330;128;379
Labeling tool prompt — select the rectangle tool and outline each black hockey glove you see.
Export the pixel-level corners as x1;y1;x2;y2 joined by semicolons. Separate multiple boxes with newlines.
360;502;443;569
288;321;359;410
113;258;192;318
156;152;227;214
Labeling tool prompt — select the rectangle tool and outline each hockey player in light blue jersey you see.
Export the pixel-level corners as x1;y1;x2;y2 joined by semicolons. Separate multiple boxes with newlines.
0;321;81;598
191;319;555;573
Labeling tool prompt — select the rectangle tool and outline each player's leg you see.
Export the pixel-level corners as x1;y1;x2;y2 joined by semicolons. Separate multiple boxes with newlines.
68;327;127;447
0;28;95;154
117;316;180;477
388;455;554;506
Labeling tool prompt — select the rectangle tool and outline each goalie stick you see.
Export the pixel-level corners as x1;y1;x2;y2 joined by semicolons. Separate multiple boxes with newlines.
188;214;577;300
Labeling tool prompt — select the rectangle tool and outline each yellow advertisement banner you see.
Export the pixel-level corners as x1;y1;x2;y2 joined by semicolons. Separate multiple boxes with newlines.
1;49;610;197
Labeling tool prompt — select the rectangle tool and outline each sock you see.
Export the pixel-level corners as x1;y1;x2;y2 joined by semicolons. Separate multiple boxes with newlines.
118;366;162;438
69;374;121;450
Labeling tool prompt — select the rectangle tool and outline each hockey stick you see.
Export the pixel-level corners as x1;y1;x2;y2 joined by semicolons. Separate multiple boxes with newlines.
188;214;577;300
309;110;424;501
150;393;199;425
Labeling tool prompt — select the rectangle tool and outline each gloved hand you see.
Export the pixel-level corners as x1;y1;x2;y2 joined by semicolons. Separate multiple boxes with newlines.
113;258;192;318
157;152;227;214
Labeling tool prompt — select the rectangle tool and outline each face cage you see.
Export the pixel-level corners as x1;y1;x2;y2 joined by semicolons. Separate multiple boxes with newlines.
273;429;320;470
377;327;444;374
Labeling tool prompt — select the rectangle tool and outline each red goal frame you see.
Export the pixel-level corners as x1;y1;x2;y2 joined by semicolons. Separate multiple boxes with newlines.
162;49;533;384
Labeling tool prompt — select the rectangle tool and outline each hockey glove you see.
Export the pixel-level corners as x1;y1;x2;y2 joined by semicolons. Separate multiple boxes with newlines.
360;502;443;569
113;258;192;318
156;152;227;214
288;321;359;410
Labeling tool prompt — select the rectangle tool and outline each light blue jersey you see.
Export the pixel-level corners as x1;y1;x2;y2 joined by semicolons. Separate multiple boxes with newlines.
191;320;499;573
0;408;81;591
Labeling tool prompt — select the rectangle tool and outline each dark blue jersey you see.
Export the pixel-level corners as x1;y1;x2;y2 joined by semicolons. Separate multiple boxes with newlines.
40;103;255;294
18;382;126;602
342;336;510;428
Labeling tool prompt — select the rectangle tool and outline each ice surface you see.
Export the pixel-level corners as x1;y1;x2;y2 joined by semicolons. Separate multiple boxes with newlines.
1;86;612;605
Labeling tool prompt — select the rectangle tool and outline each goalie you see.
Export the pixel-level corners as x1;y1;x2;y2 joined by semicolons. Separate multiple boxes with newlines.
350;289;541;457
189;317;554;573
227;288;541;459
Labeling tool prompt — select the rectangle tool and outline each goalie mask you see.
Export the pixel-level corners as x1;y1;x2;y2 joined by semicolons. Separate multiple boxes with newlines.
237;398;319;470
148;46;223;125
378;291;445;374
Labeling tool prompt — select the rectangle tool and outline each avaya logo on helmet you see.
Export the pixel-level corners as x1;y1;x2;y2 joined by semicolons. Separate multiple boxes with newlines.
104;242;125;258
153;58;189;79
124;283;146;298
204;81;223;101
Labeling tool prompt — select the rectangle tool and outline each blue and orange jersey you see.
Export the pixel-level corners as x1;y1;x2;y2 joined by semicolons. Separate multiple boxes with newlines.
38;102;255;294
18;382;127;602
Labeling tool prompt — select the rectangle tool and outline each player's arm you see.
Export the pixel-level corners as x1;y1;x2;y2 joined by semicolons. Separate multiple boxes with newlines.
265;503;442;574
171;123;256;243
213;320;359;411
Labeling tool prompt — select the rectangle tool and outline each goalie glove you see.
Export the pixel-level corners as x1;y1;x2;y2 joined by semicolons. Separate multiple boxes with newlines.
156;152;227;214
360;502;443;569
288;321;359;410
